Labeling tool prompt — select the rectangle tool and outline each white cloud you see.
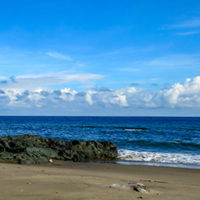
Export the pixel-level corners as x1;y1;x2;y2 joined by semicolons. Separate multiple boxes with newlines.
170;19;200;29
148;55;199;67
1;76;200;115
46;52;72;61
162;19;200;30
177;31;199;36
0;76;7;80
116;54;200;79
0;73;105;89
162;19;200;37
147;54;200;69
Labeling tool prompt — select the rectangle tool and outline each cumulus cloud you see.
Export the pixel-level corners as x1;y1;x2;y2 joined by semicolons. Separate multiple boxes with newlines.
0;80;8;84
10;76;17;83
99;87;112;92
54;90;62;96
40;91;49;97
0;89;5;94
1;76;200;115
0;76;17;85
156;77;200;108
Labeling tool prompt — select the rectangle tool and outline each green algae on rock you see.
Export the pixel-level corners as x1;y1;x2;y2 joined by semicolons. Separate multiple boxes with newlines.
0;134;118;164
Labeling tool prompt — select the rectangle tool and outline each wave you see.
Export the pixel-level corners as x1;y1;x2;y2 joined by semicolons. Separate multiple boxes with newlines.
117;140;200;151
118;149;200;165
123;128;147;131
70;125;148;130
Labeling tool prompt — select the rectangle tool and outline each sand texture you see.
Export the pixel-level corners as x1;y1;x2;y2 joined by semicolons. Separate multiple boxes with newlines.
0;160;200;200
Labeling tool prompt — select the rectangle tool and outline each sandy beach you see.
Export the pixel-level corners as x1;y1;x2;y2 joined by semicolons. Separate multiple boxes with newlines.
0;160;200;200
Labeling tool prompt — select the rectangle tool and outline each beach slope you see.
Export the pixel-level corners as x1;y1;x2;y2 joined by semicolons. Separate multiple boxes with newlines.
0;160;200;200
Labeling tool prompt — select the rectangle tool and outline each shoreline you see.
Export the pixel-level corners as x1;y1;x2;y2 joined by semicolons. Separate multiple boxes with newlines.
0;160;200;200
71;159;200;170
116;160;200;169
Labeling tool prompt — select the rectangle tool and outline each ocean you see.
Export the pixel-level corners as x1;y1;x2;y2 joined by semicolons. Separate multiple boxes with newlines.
0;116;199;169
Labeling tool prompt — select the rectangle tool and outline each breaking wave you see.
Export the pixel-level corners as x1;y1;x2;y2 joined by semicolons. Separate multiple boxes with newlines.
118;149;200;165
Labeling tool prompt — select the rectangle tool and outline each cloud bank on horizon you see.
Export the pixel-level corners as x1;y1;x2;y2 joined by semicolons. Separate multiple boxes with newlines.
0;0;200;116
0;75;200;116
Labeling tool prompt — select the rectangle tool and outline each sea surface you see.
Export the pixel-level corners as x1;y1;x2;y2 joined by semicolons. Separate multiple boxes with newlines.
0;116;200;169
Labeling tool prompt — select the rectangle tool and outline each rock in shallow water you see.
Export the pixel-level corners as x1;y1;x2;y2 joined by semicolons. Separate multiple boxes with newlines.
0;134;118;164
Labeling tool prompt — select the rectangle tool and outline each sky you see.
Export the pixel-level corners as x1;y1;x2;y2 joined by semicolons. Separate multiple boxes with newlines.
0;0;200;116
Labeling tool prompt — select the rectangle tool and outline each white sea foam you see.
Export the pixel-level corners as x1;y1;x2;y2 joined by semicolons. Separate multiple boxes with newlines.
118;149;200;165
124;129;144;131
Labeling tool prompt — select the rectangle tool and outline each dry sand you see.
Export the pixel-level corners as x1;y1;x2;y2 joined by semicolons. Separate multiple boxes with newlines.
0;160;200;200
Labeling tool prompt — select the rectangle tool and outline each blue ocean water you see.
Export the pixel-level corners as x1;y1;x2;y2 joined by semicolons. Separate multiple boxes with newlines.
0;116;200;168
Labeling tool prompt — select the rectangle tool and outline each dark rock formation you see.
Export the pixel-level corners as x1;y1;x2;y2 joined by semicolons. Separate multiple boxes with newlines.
0;134;118;164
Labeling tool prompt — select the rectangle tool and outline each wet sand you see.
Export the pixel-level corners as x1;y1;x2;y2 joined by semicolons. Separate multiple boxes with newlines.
0;160;200;200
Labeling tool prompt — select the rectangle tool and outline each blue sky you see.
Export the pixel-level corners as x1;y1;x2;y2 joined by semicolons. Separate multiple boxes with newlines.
0;0;200;116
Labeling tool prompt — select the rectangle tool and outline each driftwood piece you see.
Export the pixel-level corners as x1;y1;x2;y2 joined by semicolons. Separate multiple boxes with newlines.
108;182;149;194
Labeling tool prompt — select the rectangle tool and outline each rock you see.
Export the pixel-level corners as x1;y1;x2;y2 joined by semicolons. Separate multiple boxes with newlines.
129;183;149;193
25;147;58;158
0;152;15;160
0;144;5;152
108;182;149;194
0;134;118;164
